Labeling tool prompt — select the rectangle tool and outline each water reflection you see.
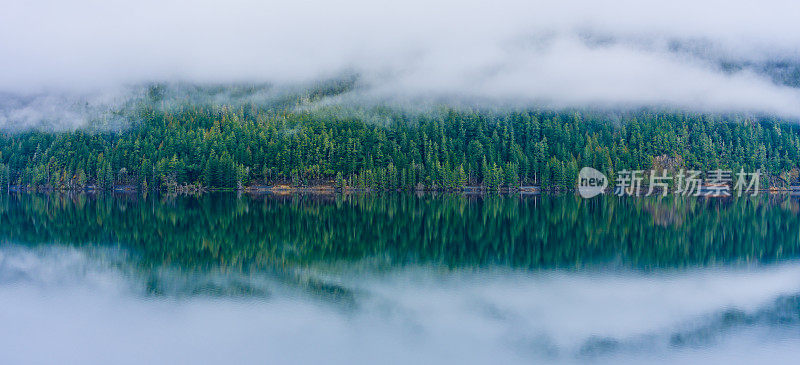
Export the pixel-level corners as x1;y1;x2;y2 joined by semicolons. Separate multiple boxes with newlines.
1;193;799;272
1;193;800;364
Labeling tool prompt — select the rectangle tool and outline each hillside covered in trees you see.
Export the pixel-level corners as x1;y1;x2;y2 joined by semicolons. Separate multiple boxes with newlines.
1;93;799;192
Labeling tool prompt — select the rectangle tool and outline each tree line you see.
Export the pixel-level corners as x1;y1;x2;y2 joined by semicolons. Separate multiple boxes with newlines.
0;104;799;191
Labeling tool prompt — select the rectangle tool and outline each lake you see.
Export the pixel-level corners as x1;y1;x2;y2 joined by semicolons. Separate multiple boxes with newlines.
1;193;800;364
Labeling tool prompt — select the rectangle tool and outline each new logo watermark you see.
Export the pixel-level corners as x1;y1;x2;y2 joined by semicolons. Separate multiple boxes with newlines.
577;167;608;198
576;167;762;198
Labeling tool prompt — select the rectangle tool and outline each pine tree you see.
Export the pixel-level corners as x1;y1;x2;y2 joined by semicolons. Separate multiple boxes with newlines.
0;164;7;191
457;164;467;189
335;171;345;191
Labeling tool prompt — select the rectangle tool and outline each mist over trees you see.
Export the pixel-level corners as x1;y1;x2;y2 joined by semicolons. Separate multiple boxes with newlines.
0;100;798;192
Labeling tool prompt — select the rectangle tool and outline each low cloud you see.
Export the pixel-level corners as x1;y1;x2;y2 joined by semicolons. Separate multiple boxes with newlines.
2;0;800;127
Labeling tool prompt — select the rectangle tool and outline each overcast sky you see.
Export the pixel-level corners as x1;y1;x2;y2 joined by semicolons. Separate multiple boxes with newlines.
2;0;800;127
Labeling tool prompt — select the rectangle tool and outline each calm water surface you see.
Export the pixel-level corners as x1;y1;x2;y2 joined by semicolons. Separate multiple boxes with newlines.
2;193;800;364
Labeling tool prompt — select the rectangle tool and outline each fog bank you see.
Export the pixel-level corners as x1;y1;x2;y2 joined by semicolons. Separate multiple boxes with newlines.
2;0;800;127
3;244;800;364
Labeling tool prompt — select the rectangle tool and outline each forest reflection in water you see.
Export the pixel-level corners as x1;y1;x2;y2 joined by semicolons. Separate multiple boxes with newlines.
1;193;800;364
1;192;799;272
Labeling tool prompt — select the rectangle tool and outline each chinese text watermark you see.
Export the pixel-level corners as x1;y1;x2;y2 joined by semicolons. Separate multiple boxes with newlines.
577;168;761;198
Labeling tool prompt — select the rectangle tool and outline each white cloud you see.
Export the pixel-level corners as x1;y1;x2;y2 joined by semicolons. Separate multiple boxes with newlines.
1;0;800;125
